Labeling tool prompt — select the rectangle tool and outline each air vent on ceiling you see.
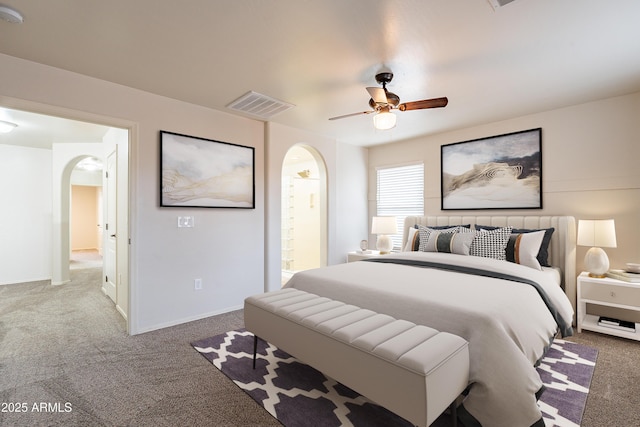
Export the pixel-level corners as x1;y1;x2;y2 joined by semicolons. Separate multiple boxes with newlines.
487;0;517;10
227;91;294;120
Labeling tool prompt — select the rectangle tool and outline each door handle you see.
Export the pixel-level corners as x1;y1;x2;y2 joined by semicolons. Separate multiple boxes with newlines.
111;234;116;238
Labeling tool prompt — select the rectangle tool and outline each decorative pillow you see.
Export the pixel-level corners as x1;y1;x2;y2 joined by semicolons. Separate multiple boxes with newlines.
506;230;546;270
417;226;458;252
422;230;475;255
476;225;555;266
429;224;471;230
406;224;471;252
404;227;420;251
470;226;513;260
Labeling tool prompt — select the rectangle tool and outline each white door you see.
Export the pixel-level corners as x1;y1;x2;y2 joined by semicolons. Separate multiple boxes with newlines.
103;149;117;303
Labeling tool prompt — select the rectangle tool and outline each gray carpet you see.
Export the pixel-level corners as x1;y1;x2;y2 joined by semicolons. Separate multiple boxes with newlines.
1;263;639;426
0;266;278;427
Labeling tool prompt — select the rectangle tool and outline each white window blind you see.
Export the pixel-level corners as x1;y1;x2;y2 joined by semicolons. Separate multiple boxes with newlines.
376;163;424;250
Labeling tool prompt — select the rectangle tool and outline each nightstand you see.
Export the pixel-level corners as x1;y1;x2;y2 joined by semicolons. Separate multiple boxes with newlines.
576;271;640;341
346;251;386;262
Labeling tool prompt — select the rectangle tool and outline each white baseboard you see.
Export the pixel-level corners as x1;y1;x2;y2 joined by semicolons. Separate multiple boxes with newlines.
134;304;244;335
116;304;127;320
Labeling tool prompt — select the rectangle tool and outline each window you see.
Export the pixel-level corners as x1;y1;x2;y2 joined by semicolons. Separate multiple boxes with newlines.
376;163;424;250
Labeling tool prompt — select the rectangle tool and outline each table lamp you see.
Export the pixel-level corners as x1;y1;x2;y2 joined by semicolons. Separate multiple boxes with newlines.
577;219;617;278
371;216;397;254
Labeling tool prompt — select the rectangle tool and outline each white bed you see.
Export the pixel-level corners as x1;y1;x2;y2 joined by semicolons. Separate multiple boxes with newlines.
284;215;576;427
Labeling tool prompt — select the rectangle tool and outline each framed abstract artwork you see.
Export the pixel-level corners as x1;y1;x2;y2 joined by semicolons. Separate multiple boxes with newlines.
160;131;255;208
441;128;542;210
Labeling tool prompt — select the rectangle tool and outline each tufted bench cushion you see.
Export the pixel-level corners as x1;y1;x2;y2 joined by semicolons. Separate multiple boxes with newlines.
244;288;469;427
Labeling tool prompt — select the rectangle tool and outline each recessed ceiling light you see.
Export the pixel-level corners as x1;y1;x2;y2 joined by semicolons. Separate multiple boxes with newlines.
0;120;18;133
76;157;103;172
0;5;24;24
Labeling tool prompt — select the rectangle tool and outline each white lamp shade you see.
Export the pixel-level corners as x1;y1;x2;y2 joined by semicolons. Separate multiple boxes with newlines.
577;219;617;248
371;216;398;235
373;111;396;130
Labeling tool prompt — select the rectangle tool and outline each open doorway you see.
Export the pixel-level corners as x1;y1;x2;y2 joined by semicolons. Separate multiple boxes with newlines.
70;156;104;270
281;145;328;286
0;104;130;330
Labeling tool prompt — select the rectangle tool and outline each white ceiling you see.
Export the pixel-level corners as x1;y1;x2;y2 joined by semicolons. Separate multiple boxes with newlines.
1;0;640;148
0;108;109;149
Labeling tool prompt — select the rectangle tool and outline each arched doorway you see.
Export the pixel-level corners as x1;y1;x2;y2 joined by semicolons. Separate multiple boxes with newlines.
281;145;327;285
53;128;129;321
70;155;104;268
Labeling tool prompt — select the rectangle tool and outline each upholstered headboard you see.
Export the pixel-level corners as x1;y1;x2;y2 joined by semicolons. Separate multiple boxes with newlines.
402;216;577;322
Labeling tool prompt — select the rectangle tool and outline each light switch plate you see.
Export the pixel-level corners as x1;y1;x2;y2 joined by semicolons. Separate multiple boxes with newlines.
177;216;194;228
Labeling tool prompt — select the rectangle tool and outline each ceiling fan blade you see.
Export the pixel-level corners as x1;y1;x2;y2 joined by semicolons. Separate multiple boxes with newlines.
398;97;448;111
328;110;375;121
366;87;388;104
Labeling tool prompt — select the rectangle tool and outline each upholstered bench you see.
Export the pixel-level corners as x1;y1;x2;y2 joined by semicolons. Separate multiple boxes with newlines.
244;288;470;427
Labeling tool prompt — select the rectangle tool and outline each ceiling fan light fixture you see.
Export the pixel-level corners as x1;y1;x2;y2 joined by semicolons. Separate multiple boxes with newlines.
0;5;24;23
373;111;396;130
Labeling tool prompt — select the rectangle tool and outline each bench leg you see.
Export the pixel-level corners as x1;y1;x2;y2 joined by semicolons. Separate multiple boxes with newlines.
450;400;458;427
252;335;258;369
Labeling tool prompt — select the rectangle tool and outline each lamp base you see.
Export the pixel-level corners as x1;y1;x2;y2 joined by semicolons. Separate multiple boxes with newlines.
584;247;610;278
376;235;393;254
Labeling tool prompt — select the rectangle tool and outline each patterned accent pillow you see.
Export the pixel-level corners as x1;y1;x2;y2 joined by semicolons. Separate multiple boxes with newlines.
506;230;546;270
422;230;475;255
406;224;471;252
476;225;555;266
470;226;513;260
417;225;458;252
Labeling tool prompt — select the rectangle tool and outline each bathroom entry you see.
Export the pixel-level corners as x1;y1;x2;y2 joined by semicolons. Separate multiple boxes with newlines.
281;145;326;285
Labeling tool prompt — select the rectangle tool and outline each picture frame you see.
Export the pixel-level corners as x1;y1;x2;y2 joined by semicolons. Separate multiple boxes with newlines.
441;128;542;210
160;131;255;208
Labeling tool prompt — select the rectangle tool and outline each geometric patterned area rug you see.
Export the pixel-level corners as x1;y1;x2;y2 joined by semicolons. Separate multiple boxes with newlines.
192;330;597;427
537;339;597;427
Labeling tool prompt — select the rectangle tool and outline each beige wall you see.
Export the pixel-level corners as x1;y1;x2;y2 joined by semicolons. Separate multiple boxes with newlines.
368;91;640;275
0;53;265;333
71;185;99;251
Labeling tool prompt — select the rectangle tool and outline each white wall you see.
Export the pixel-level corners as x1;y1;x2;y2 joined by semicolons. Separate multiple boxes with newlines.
0;53;266;334
336;142;369;259
368;91;640;310
0;145;52;285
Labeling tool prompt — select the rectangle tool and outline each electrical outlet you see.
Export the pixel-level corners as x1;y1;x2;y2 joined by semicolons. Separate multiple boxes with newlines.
178;216;194;228
194;278;202;290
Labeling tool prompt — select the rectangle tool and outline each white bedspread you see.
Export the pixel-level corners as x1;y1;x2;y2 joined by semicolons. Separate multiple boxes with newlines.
284;252;574;427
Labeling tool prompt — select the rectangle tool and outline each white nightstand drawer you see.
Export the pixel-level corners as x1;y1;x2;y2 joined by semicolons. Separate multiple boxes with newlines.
577;272;640;340
580;281;640;306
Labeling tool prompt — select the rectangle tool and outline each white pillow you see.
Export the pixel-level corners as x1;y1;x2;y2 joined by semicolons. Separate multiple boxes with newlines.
403;227;419;251
509;230;546;270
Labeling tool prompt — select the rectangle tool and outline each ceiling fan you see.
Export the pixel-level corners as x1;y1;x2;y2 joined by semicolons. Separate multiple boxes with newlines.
329;70;448;130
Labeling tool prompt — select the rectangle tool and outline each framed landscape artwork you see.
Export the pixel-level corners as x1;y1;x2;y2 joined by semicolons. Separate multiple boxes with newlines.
441;128;542;210
160;131;255;208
